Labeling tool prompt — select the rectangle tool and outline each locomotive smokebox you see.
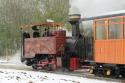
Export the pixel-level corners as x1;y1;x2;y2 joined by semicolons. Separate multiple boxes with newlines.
68;14;81;38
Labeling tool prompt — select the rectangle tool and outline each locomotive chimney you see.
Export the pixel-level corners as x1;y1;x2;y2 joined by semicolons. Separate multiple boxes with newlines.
68;14;81;38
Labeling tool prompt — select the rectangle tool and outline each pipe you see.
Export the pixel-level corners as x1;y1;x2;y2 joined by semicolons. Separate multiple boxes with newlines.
81;11;125;21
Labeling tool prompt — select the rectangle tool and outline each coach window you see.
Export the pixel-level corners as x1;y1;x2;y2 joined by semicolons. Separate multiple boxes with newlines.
109;18;120;39
109;24;120;39
95;20;106;40
96;26;106;40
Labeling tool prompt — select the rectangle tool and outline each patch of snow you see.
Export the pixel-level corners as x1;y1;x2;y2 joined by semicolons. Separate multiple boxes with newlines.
0;60;8;63
8;51;22;64
0;68;119;83
0;56;8;63
0;51;22;64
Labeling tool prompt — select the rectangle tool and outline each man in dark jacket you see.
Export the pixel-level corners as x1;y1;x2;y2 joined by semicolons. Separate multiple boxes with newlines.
23;31;30;38
43;28;52;37
32;26;40;38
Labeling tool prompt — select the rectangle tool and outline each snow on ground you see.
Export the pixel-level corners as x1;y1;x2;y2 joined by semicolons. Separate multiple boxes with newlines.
8;51;22;64
0;51;121;83
0;68;119;83
0;51;21;64
0;51;32;70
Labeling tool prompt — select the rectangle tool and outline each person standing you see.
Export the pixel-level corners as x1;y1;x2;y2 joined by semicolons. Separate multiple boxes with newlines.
32;26;40;38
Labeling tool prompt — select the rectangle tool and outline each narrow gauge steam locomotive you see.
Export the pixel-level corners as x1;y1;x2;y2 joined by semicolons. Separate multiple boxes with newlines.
20;16;93;71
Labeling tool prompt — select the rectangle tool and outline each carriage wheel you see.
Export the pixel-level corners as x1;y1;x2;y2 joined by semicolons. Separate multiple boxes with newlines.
94;65;103;77
32;64;37;70
120;68;125;78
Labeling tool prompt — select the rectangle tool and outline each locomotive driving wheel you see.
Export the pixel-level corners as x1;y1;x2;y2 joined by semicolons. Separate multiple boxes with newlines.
43;63;56;71
32;63;37;70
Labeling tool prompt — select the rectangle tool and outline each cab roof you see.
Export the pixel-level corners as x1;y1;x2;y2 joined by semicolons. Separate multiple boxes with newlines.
21;22;64;29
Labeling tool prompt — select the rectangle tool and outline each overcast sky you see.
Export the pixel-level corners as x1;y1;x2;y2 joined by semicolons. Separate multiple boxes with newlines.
70;0;125;17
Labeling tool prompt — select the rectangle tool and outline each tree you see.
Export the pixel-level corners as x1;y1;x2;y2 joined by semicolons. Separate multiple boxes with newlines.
40;0;69;22
0;0;70;56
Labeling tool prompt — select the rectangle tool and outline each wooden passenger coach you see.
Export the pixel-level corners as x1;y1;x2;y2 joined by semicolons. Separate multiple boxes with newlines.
93;16;125;77
94;16;125;64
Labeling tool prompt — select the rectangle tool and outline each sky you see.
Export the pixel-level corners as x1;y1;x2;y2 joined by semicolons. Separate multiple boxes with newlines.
70;0;125;17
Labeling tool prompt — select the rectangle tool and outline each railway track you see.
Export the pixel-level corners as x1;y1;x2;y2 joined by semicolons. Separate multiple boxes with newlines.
37;69;124;83
0;63;124;83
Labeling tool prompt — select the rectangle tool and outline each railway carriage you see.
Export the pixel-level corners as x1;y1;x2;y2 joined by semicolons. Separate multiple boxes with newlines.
93;16;125;77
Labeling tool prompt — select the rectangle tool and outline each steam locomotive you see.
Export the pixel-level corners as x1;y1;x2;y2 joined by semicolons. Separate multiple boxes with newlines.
20;14;93;71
